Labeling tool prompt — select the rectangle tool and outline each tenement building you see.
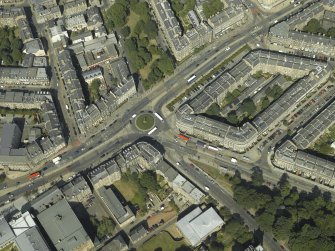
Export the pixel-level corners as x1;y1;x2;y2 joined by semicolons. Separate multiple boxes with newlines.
0;90;65;171
273;99;335;187
175;50;332;152
268;0;335;58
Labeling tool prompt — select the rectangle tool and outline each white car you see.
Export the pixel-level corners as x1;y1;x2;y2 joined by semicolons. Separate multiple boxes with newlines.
204;186;210;191
131;114;137;118
225;47;230;51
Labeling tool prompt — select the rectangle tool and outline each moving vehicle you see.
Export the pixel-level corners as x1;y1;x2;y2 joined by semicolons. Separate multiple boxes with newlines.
208;145;218;151
154;112;164;122
52;156;61;165
147;127;157;135
187;74;196;84
231;158;238;163
28;171;41;180
204;186;210;191
177;134;190;141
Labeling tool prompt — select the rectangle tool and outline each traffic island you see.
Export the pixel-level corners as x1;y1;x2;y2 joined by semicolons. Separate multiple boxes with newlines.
135;113;155;131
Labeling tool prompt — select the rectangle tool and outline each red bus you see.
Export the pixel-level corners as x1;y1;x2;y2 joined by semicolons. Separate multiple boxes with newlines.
177;134;190;141
28;171;41;180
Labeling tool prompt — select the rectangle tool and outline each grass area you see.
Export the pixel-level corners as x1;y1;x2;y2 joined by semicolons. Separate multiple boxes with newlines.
114;177;138;201
135;113;155;131
190;159;233;194
312;124;335;156
139;53;160;79
0;244;18;251
138;231;188;251
127;10;141;36
206;103;221;117
166;224;183;239
88;79;101;103
167;44;251;111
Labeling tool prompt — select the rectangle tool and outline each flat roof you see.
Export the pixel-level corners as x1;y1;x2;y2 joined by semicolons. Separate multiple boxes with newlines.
37;198;91;251
176;207;224;246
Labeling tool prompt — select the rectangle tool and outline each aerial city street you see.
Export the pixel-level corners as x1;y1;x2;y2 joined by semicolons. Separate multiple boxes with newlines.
0;0;334;250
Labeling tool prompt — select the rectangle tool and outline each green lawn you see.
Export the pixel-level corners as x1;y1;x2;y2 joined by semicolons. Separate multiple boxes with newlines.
206;103;221;117
138;232;189;251
135;113;155;131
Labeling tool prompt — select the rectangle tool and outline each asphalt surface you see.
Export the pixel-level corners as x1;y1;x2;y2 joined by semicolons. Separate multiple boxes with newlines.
1;1;321;250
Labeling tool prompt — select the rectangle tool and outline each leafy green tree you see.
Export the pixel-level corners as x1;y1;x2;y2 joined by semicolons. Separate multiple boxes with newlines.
106;3;128;28
251;167;264;186
223;219;253;245
203;0;224;19
134;20;145;36
156;52;174;75
120;26;131;38
147;67;163;86
143;20;158;39
326;27;335;37
273;216;294;240
261;96;270;110
136;37;148;48
11;48;22;63
255;210;275;232
137;47;151;64
227;111;238;124
240;98;256;116
132;2;150;21
90;216;116;239
139;171;159;191
266;85;283;100
303;18;325;34
124;37;137;51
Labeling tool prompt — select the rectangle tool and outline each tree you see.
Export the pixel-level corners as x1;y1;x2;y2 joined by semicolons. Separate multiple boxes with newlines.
327;27;335;37
227;111;238;125
278;173;291;198
273;216;294;240
251;167;264;186
106;3;128;28
156;52;174;75
134;20;145;36
203;0;224;19
90;216;115;239
255;210;275;232
223;219;253;245
303;18;325;34
11;48;22;63
0;173;6;184
138;47;152;64
124;37;137;51
261;96;270;110
133;2;150;21
143;20;158;39
240;98;256;116
139;171;159;191
120;26;131;38
147;67;163;86
266;85;283;100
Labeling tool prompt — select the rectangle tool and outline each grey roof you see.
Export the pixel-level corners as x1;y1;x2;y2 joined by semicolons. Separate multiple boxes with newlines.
129;223;147;242
15;226;51;251
176;207;224;246
98;187;134;224
0;123;22;155
29;186;64;214
37;198;91;251
100;234;128;251
0;217;15;247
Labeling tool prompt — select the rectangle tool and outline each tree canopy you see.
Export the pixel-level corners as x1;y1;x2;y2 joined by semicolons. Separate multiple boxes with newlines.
0;26;23;66
203;0;224;19
231;171;335;251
